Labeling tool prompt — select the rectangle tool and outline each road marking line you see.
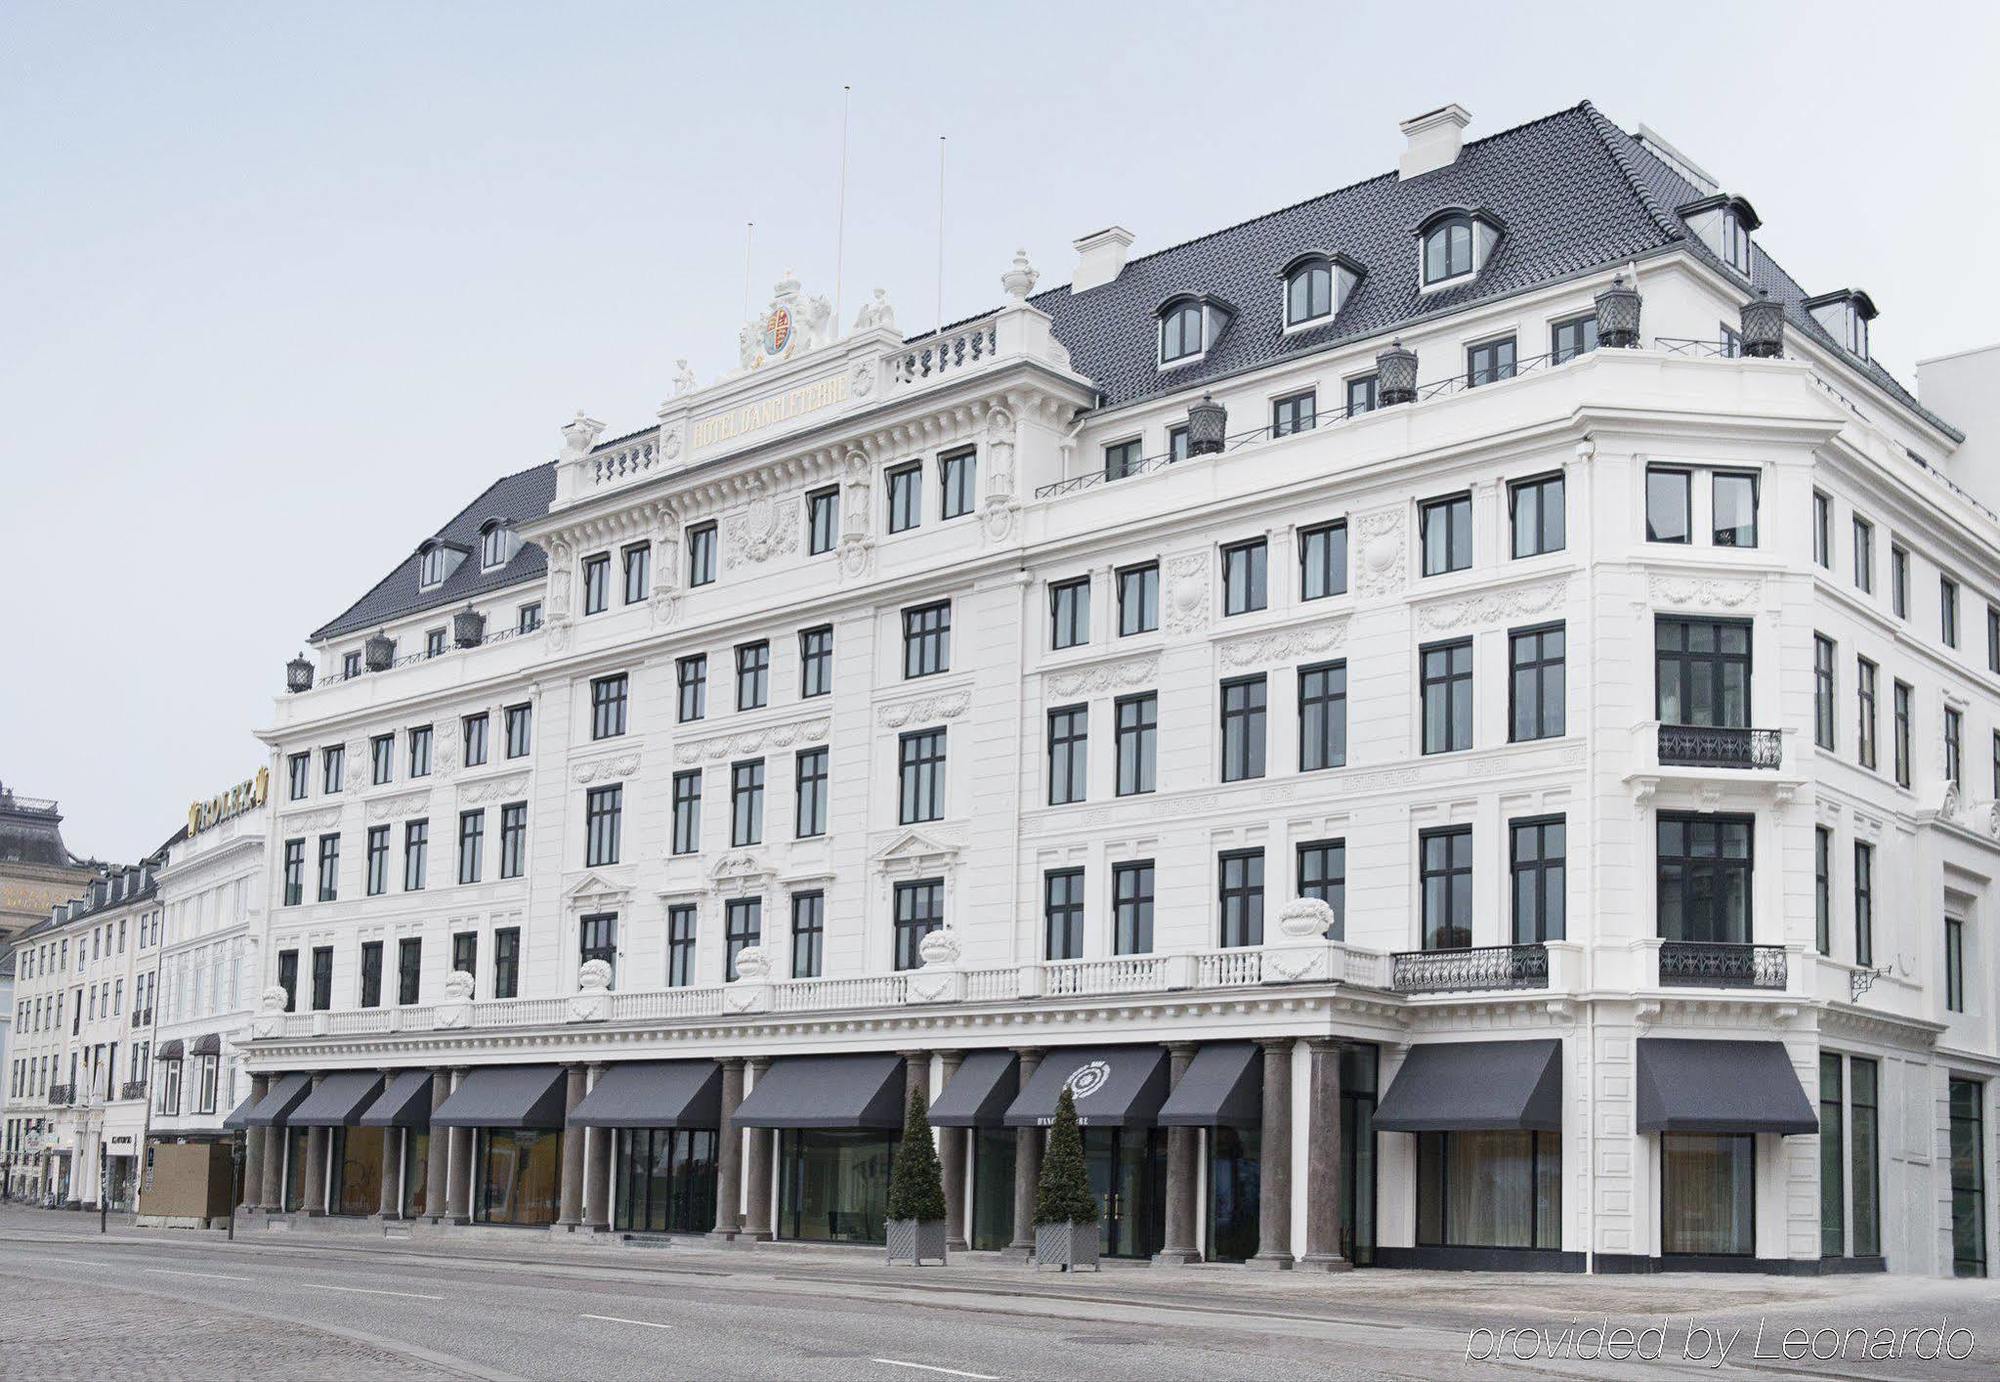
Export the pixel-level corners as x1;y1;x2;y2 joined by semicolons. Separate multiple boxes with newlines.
580;1313;678;1330
308;1283;444;1300
144;1267;254;1282
871;1362;1000;1380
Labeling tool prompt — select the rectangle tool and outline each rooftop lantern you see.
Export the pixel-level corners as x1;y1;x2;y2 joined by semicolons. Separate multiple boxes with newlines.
284;653;314;694
1186;394;1228;456
453;606;486;649
1377;340;1419;404
1740;290;1784;359
1593;273;1642;348
364;633;396;672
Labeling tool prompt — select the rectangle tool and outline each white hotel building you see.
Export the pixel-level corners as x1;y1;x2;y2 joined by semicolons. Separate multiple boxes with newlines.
237;101;1996;1276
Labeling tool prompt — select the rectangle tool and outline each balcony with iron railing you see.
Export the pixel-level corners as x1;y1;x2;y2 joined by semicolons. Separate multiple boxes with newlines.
1392;944;1550;994
1658;940;1788;990
118;1081;148;1102
1655;724;1784;770
46;1084;74;1107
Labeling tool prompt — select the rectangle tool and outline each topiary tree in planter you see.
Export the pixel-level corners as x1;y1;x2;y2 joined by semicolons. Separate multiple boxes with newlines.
1034;1085;1101;1271
885;1086;948;1265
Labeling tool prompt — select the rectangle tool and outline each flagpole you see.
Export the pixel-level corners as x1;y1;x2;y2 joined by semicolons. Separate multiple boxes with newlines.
833;85;851;329
935;135;947;334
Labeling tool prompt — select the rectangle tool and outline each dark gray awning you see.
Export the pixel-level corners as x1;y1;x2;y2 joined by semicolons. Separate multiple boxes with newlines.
189;1033;222;1057
359;1072;435;1128
1005;1047;1169;1128
1158;1043;1262;1127
432;1066;570;1130
156;1039;185;1062
733;1054;905;1130
243;1073;314;1128
570;1061;721;1129
927;1052;1018;1128
288;1072;386;1128
1636;1039;1818;1135
221;1091;259;1131
1373;1040;1563;1132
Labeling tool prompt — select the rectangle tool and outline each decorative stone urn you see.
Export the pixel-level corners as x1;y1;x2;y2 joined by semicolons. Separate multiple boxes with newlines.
722;946;773;1015
1264;897;1339;983
567;958;613;1023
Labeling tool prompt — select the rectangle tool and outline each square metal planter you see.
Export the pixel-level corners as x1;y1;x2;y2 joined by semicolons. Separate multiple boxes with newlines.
1034;1221;1101;1272
886;1218;948;1266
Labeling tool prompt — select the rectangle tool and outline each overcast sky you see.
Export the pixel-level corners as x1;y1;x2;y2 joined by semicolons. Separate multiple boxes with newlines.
4;0;1996;864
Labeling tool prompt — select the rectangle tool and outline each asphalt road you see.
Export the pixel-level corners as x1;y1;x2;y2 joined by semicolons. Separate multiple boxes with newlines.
1;1211;1995;1380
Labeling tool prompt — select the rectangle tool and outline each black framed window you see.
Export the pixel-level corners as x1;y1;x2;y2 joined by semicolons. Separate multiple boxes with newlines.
359;941;383;1008
277;949;298;1011
799;626;833;698
1298;659;1347;771
1854;841;1874;967
1946;918;1965;1013
1118;563;1159;635
1044;869;1085;961
282;839;305;907
1811;635;1836;749
898;728;946;824
1222;539;1267;615
499;802;527;879
1509;624;1565;742
1299;521;1347;600
322;743;345;792
504;704;532;758
590;674;628;740
1103;438;1143;481
686;523;717;586
1420;826;1473;951
1168;425;1189;462
1856;657;1877;770
396;937;421;1005
622;542;650;605
887;462;922;532
1050;578;1090;650
1946;707;1964;787
403;819;429;891
677;654;707;722
1048;705;1088;805
1712;471;1758;547
1420;639;1473;754
316;833;340;902
310;946;333;1011
791;892;824;979
1285;259;1332;325
893;879;943;971
667;906;697;988
458;809;484;885
1420;493;1472;575
1893;680;1913;788
365;825;390;897
1272;389;1316;437
371;733;395;784
1811;492;1831;569
1821;1053;1845;1258
1298;840;1345;940
1113;861;1154;955
1990;606;2000;674
1853;517;1874;592
492;928;519;999
1550;313;1597;364
1656;813;1752;943
1661;1133;1754;1256
1655;618;1751;728
287;752;309;801
730;760;765;847
1510;473;1564;558
1345;374;1377;417
902;602;951;678
1949;1079;1986;1277
1466;336;1516;387
517;602;541;633
735;641;769;710
1160;300;1204;362
1422;217;1473;283
1220;675;1267;782
807;487;839;555
461;714;487;768
584;785;622;866
407;724;433;778
1642;467;1691;546
1942;575;1961;647
671;770;702;855
580;913;617;988
794;747;828;838
451;931;477;982
1114;692;1157;796
1891;545;1909;617
1510;818;1565;943
1218;849;1264;948
1851;1058;1880;1258
1814;827;1831;956
939;447;976;520
1416;1131;1560;1250
582;553;610;614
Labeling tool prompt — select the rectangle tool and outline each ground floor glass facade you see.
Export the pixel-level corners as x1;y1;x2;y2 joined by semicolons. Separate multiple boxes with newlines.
331;1127;385;1217
476;1128;563;1226
969;1128;1015;1251
1415;1130;1560;1250
779;1130;894;1244
1661;1132;1754;1256
615;1128;717;1234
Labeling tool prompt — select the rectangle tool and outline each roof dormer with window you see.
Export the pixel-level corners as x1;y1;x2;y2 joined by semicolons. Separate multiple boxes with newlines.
416;538;469;591
1676;193;1761;279
1415;207;1503;291
1803;289;1877;359
478;517;522;572
1278;252;1366;332
1155;293;1236;369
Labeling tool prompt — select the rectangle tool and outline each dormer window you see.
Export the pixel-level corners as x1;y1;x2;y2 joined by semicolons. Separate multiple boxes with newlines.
1279;253;1365;330
478;518;519;571
1804;290;1877;360
416;539;467;591
1675;194;1761;280
1416;209;1502;290
1156;294;1235;368
1719;211;1751;276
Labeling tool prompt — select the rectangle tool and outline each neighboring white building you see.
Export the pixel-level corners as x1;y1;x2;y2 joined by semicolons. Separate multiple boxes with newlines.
236;101;1996;1278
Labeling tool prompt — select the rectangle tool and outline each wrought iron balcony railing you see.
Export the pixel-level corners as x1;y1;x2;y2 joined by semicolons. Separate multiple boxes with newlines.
46;1084;75;1107
1392;943;1550;994
1658;941;1787;990
118;1081;149;1102
1657;724;1782;770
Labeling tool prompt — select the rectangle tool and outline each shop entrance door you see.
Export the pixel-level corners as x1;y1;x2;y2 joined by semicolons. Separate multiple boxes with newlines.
1082;1127;1164;1259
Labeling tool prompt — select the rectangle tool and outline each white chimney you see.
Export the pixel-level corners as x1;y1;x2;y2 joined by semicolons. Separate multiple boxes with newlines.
1070;226;1136;293
1398;104;1471;180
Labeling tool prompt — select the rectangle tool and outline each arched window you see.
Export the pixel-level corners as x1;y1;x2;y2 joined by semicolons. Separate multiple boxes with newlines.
419;545;448;587
1285;259;1333;325
480;520;513;570
1422;216;1475;285
1160;300;1206;364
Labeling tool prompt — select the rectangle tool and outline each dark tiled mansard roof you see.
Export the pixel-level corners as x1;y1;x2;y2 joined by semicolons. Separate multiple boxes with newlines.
314;100;1951;643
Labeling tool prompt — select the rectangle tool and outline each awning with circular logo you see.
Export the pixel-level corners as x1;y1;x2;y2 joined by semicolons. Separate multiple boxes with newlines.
1004;1046;1169;1128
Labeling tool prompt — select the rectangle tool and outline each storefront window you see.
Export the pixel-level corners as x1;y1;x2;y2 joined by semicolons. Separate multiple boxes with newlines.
1949;1079;1987;1277
1415;1130;1560;1250
1661;1132;1754;1256
477;1128;563;1226
403;1130;429;1218
1206;1126;1260;1262
1341;1043;1378;1266
780;1130;895;1243
970;1128;1015;1252
1082;1127;1165;1259
283;1127;310;1213
616;1128;717;1234
332;1127;386;1217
